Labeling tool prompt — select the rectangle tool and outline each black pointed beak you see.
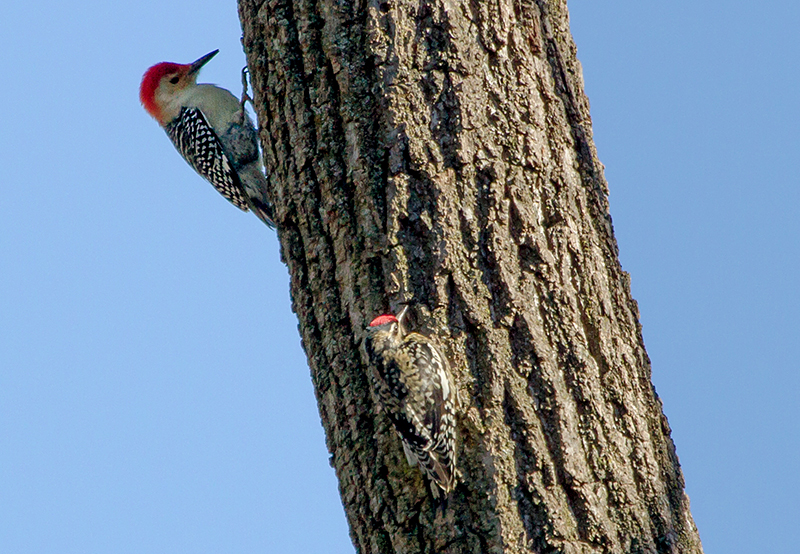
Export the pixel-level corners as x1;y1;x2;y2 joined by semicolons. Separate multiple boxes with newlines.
188;50;219;75
396;304;410;326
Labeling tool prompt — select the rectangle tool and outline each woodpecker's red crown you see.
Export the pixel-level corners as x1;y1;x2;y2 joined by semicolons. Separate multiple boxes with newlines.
140;62;183;120
370;314;398;327
139;50;219;123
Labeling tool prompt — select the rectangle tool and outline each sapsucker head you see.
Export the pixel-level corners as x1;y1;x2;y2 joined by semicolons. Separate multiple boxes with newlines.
139;50;219;124
367;311;405;353
365;306;458;505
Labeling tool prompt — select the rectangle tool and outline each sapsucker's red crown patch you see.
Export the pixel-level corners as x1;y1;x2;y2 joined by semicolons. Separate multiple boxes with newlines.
370;314;398;327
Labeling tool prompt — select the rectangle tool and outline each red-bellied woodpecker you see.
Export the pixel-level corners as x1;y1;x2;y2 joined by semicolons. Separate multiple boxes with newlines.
366;306;457;502
139;50;274;228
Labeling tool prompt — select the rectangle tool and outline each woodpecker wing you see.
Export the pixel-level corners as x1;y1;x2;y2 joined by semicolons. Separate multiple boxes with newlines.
164;107;251;212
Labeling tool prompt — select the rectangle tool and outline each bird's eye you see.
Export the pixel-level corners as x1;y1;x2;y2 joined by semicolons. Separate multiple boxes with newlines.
169;76;180;84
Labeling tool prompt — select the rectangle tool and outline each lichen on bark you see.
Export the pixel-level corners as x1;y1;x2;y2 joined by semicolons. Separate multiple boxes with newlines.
238;0;704;552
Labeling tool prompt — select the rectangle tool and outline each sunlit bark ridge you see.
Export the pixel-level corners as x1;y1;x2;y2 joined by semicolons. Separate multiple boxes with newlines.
238;0;703;551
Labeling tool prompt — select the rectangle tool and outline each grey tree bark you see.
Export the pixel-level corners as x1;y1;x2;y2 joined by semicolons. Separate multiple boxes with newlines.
238;0;704;552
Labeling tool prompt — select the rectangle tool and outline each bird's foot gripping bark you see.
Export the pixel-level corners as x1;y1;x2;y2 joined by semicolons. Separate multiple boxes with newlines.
238;66;253;125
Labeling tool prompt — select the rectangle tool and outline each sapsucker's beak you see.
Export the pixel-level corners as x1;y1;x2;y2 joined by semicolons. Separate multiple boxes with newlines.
397;305;410;326
188;50;219;75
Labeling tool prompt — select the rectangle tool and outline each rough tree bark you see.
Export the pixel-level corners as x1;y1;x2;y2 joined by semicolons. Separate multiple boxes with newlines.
238;0;703;552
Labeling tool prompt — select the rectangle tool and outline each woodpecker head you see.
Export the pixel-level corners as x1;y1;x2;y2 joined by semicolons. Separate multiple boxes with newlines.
140;50;219;124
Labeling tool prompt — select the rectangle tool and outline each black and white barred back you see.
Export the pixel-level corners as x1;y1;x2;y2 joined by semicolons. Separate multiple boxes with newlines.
165;107;252;212
367;323;457;498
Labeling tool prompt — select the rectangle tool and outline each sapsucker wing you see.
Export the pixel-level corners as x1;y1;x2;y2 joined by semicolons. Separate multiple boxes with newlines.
367;334;433;447
397;335;456;492
164;107;251;212
401;337;449;432
365;325;457;496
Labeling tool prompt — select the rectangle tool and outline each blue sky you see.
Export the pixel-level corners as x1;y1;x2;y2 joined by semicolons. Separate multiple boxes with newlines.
0;1;797;553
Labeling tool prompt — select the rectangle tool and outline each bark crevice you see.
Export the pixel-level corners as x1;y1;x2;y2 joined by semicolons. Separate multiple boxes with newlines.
239;0;704;551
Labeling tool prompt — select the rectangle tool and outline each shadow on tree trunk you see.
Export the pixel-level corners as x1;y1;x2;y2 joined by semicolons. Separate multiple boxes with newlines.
238;0;704;551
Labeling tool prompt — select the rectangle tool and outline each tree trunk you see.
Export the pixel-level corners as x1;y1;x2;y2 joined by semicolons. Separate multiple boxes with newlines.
237;0;703;552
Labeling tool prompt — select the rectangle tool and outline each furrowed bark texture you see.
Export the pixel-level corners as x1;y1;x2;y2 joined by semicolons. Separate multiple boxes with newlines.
239;0;703;552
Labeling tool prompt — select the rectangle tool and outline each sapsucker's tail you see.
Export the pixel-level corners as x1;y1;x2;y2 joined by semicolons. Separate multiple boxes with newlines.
405;438;456;500
422;449;456;498
418;448;455;517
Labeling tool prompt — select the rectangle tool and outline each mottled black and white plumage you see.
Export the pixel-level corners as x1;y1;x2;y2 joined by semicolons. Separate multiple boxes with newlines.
140;50;275;228
366;308;457;499
165;107;251;212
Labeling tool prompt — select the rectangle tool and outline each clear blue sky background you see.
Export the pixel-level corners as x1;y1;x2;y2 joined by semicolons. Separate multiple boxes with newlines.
0;1;796;552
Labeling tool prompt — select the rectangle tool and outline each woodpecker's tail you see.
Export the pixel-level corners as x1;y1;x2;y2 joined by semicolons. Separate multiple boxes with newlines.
238;164;276;229
249;198;276;229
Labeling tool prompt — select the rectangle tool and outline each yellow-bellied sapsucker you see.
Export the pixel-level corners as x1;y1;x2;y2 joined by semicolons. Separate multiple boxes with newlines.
366;307;457;500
